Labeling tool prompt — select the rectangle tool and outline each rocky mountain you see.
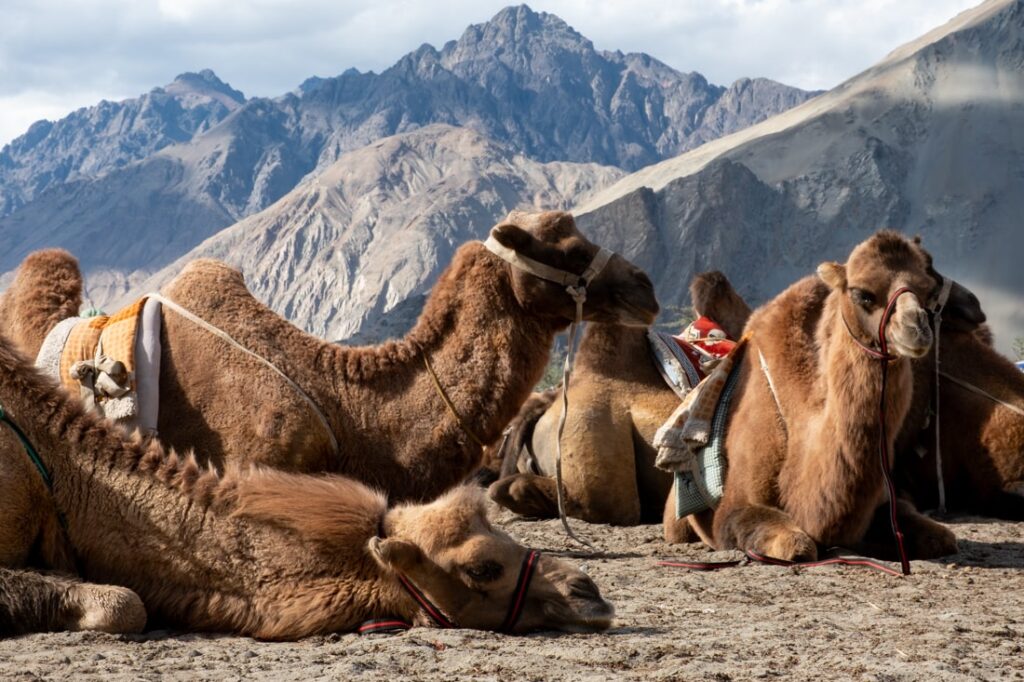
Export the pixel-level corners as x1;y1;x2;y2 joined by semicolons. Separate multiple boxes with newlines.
574;0;1024;353
0;5;814;306
127;125;624;340
0;70;245;217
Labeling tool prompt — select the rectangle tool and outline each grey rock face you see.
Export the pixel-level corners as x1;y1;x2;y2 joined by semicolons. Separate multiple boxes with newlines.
127;125;624;341
0;70;244;217
0;5;814;305
576;0;1024;352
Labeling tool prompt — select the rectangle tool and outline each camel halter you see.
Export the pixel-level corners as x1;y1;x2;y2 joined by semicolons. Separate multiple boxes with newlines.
361;520;541;634
484;236;614;549
842;286;918;575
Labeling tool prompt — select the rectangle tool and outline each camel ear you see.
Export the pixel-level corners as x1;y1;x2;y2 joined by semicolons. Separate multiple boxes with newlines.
367;537;425;573
490;222;534;252
817;262;847;290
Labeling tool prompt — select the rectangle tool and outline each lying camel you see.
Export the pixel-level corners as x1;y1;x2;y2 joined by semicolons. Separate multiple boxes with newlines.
894;324;1024;519
0;332;613;638
494;233;968;561
485;272;753;525
0;210;658;503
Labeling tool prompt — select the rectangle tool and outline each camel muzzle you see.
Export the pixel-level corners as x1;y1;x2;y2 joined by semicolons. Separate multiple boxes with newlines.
887;296;933;359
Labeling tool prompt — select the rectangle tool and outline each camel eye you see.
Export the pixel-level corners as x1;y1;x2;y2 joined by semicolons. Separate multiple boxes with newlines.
850;288;876;308
464;561;504;583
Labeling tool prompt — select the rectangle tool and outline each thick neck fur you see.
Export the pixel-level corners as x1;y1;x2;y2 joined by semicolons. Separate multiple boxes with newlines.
0;338;435;638
764;281;913;545
314;243;561;497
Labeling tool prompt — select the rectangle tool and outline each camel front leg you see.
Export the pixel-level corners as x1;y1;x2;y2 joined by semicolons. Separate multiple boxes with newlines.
712;501;819;562
488;473;561;519
859;499;958;560
0;569;147;636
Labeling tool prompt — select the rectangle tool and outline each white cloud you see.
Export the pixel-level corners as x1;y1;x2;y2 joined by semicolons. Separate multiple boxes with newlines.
0;0;982;146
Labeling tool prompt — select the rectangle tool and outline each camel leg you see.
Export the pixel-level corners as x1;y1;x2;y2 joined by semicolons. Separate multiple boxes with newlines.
488;474;561;519
713;503;818;562
526;397;642;525
977;486;1024;520
859;499;958;560
0;569;146;635
662;481;698;544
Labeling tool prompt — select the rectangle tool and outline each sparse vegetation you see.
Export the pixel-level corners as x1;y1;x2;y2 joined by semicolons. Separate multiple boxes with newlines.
1014;337;1024;361
536;342;567;391
654;304;696;335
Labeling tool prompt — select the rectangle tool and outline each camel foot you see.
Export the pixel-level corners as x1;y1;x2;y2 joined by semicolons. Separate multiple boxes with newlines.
754;528;818;563
488;474;559;519
861;500;958;560
717;504;819;562
73;584;147;634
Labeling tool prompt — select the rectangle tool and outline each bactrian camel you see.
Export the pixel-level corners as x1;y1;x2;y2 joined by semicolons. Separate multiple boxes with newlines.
0;210;658;503
493;233;978;562
0;332;613;637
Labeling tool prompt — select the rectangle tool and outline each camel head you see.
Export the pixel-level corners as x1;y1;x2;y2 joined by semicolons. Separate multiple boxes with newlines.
817;231;940;359
486;210;658;327
370;485;614;633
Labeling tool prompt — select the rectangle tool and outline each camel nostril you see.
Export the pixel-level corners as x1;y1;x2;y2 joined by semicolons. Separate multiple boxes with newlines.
568;577;601;600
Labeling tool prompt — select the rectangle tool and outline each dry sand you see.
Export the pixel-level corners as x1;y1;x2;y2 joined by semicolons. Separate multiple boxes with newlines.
3;508;1023;681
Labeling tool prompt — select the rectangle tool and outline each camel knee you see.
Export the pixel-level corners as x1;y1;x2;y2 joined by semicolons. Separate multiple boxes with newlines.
488;475;559;519
72;583;147;634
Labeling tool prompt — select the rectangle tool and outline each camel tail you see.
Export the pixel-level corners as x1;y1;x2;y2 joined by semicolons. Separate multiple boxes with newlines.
689;271;752;340
0;249;83;359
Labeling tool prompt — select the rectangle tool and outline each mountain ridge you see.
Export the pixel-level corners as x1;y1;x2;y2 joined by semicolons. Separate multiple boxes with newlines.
0;4;816;309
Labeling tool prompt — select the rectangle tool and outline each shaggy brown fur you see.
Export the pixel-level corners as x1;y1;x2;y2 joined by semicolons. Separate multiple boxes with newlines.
487;272;742;524
0;249;82;359
895;326;1024;518
0;333;613;638
3;212;657;503
679;233;959;560
493;235;963;560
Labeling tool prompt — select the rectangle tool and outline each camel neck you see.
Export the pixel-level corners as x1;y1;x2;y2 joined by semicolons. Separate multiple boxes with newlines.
820;297;913;462
313;244;561;498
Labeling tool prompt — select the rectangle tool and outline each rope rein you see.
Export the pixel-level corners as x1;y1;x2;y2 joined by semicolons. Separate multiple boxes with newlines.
483;236;613;550
939;371;1024;417
0;403;77;568
419;348;487;448
146;293;340;458
930;277;953;514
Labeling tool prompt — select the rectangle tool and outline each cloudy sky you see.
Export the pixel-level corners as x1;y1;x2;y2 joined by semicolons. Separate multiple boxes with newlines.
0;0;980;147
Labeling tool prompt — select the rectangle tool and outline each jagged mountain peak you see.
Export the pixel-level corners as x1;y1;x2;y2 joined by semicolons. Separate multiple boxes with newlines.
441;3;594;67
164;69;246;105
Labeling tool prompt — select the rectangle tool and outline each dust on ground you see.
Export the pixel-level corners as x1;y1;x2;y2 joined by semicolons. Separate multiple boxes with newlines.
3;508;1024;681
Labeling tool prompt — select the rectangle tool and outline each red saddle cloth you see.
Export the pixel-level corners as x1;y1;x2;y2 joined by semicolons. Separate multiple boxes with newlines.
672;316;737;377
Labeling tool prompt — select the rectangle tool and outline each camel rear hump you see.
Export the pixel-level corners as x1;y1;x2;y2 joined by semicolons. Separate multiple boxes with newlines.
0;249;83;358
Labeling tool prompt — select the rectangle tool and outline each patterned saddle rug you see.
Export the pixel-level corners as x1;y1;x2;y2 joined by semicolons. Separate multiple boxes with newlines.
36;297;162;435
648;316;743;518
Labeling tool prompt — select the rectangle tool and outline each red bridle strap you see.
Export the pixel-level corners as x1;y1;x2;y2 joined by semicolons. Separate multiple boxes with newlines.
846;285;916;575
501;550;541;632
657;549;903;578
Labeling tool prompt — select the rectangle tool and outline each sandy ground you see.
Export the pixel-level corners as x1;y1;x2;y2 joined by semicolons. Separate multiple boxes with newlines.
3;508;1024;681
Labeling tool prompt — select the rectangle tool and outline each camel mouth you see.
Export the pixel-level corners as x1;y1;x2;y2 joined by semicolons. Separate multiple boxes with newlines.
547;598;616;633
888;336;932;359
